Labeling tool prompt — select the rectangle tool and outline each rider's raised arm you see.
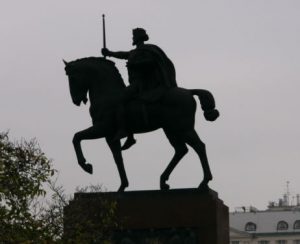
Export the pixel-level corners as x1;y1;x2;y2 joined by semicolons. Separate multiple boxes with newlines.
102;48;129;60
110;51;130;59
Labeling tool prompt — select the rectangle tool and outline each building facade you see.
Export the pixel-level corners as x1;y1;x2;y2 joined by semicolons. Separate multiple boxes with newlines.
230;193;300;244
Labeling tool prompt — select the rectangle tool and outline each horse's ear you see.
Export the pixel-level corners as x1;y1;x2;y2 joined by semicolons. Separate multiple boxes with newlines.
63;59;68;66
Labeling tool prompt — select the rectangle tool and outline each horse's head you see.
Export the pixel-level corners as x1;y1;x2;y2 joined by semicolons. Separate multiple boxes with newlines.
63;58;92;106
64;57;125;106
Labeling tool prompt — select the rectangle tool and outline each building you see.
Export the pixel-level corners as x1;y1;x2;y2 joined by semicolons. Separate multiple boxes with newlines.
230;190;300;244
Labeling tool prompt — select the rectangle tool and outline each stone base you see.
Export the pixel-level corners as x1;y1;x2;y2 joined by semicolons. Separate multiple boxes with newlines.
64;188;229;243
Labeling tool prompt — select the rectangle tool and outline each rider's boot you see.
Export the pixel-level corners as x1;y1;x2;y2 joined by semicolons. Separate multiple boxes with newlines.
121;134;136;150
113;104;137;149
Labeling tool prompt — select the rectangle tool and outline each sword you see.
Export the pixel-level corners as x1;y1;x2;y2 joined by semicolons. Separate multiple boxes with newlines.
102;14;107;58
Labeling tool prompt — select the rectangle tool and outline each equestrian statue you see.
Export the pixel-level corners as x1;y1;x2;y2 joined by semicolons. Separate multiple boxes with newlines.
63;16;220;192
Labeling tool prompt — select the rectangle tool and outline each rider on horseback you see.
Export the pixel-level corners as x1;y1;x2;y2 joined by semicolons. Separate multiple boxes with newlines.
102;28;178;149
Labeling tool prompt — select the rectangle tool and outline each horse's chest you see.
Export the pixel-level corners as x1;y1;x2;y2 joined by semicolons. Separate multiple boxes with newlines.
89;101;116;121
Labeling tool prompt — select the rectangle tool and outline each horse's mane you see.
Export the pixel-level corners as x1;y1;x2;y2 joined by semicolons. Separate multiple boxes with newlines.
69;56;115;66
67;57;125;87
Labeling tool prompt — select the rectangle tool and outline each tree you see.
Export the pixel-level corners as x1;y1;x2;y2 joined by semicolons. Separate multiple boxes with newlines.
0;132;117;243
0;132;56;242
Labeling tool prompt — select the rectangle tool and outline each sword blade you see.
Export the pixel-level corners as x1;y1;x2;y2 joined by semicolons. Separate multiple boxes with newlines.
102;14;107;51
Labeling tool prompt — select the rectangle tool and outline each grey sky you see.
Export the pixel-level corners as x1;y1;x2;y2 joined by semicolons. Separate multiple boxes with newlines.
1;1;300;210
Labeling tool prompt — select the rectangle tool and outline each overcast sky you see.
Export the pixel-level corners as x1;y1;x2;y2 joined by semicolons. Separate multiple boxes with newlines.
1;1;300;210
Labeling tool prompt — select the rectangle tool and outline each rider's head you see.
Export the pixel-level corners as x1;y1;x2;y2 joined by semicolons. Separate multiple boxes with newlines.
132;28;149;46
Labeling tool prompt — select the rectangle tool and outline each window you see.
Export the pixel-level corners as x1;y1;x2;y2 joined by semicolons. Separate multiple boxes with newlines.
294;220;300;229
277;221;288;230
258;241;269;244
276;241;287;244
245;222;256;231
293;240;300;244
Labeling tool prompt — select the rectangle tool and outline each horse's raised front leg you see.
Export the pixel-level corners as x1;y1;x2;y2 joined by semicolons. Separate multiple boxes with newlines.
183;129;213;189
160;131;188;190
73;123;106;174
106;137;129;192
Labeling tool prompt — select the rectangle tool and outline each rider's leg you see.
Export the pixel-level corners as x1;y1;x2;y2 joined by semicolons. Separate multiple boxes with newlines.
114;104;128;140
114;85;137;149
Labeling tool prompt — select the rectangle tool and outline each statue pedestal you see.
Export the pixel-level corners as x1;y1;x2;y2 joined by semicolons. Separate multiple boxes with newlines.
64;188;229;243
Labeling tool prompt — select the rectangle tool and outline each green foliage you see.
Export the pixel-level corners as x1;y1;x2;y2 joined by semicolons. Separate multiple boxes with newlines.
0;132;118;243
0;132;56;242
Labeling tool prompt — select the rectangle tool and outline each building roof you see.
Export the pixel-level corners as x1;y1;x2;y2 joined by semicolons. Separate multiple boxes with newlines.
230;209;300;234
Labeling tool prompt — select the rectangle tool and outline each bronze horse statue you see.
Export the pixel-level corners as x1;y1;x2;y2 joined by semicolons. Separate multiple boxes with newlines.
64;57;219;192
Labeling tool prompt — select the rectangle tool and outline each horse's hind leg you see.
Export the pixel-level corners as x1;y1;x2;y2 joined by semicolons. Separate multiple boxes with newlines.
73;124;106;174
160;131;188;190
183;129;213;189
106;138;129;192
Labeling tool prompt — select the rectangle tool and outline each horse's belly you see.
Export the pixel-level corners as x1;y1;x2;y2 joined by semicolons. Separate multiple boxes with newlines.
126;101;161;133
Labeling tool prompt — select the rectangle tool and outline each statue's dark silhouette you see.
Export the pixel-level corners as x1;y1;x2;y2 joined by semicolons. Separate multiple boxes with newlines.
102;28;178;149
64;28;219;192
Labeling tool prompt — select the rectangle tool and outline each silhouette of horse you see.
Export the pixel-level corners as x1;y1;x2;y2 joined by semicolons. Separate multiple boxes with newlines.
64;57;219;192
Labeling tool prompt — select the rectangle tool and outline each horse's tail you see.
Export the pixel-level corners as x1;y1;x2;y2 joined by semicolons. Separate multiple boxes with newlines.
190;89;220;121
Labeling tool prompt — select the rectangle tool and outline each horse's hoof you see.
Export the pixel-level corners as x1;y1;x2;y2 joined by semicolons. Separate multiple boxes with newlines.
160;182;170;190
80;162;93;174
199;174;212;186
118;183;128;192
85;163;93;174
198;181;210;192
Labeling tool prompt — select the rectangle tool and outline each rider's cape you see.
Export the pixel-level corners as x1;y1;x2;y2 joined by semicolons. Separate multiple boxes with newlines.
127;44;177;102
